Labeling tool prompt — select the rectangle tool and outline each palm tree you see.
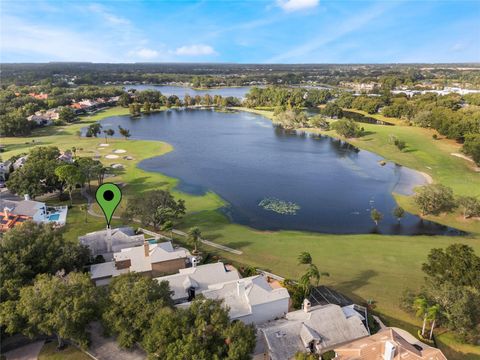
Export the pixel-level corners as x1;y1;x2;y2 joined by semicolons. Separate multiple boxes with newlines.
300;264;329;297
162;220;174;241
188;227;202;254
413;296;429;337
427;304;441;340
298;251;312;265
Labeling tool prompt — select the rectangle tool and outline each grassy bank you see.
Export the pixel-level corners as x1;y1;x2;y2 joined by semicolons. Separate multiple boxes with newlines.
2;106;479;358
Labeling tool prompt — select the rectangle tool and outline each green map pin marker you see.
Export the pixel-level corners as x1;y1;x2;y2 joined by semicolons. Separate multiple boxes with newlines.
96;183;122;227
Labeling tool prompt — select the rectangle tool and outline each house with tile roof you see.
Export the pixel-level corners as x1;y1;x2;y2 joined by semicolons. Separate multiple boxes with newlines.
334;327;447;360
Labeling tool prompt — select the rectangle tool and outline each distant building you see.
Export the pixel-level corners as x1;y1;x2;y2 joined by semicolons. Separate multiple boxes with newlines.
258;300;369;359
57;151;74;163
27;109;59;126
0;196;67;232
0;161;11;182
90;240;191;286
28;93;49;100
334;327;447;360
12;156;27;170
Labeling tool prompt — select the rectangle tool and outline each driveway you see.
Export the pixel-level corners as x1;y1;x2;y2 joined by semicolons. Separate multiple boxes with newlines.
88;322;146;360
4;341;44;360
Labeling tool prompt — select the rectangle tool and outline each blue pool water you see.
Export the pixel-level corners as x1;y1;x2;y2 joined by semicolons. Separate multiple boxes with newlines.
48;214;60;221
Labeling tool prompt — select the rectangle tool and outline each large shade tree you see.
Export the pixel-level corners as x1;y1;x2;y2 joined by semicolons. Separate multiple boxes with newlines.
6;146;62;198
123;190;186;230
142;298;256;360
1;272;97;349
102;273;173;348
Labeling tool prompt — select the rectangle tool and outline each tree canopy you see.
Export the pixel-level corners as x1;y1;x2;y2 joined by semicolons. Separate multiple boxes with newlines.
123;190;186;230
1;272;97;348
142;298;256;360
102;273;173;348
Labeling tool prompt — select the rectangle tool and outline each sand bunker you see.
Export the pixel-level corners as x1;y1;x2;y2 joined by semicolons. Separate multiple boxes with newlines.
105;154;119;159
111;164;124;169
113;149;127;154
99;143;110;147
124;156;134;160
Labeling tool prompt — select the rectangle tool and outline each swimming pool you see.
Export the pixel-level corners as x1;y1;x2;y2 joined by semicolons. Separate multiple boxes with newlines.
48;213;60;221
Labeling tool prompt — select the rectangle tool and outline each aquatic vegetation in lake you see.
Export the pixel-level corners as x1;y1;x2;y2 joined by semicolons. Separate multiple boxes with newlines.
258;197;300;215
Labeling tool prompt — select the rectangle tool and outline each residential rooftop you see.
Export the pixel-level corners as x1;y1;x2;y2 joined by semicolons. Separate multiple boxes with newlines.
334;327;447;360
259;303;369;360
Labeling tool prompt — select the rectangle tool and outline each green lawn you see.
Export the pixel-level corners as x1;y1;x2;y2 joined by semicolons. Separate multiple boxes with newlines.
2;106;480;359
38;342;91;360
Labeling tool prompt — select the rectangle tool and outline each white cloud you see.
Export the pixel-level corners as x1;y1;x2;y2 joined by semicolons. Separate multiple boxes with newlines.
277;0;319;12
174;44;217;56
134;48;159;59
87;3;130;25
267;2;398;62
0;15;113;62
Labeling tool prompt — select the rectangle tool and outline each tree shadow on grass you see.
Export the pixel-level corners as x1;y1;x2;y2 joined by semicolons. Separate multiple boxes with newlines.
333;269;378;297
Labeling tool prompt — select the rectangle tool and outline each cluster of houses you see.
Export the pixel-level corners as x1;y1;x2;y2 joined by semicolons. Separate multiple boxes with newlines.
70;96;119;114
77;226;447;360
27;109;60;126
25;96;120;127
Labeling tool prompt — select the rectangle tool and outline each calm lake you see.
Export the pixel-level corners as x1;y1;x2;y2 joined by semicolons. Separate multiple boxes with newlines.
124;85;253;99
101;109;459;235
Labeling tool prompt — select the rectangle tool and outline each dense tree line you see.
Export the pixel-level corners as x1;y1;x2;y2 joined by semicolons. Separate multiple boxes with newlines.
0;85;122;136
6;146;105;200
402;244;480;343
244;86;333;108
3;63;480;88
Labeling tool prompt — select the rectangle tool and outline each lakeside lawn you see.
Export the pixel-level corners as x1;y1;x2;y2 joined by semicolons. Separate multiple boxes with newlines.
2;106;480;359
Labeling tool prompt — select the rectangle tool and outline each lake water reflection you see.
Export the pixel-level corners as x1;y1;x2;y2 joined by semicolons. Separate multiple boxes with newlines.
101;109;460;235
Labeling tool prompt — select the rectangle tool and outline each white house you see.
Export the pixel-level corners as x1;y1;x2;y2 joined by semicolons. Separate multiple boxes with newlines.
0;196;68;231
79;227;145;261
156;262;290;325
258;300;369;359
156;262;241;302
201;275;290;324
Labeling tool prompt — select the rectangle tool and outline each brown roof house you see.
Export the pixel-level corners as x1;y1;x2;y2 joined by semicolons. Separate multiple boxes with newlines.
334;327;447;360
258;299;369;359
89;239;191;286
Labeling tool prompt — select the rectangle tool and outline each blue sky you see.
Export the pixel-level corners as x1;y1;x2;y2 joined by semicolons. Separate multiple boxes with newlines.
1;0;479;63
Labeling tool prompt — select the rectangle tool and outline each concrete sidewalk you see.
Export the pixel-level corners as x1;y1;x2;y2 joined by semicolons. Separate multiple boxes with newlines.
4;341;44;360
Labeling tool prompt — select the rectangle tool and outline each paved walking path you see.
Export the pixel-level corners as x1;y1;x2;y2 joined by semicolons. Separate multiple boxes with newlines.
87;322;145;360
81;188;242;255
4;341;44;360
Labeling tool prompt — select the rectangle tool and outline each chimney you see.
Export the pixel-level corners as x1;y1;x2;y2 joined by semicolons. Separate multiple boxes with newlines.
192;256;198;268
3;207;10;220
24;194;30;201
106;226;112;253
384;341;396;360
303;299;311;313
144;241;150;257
